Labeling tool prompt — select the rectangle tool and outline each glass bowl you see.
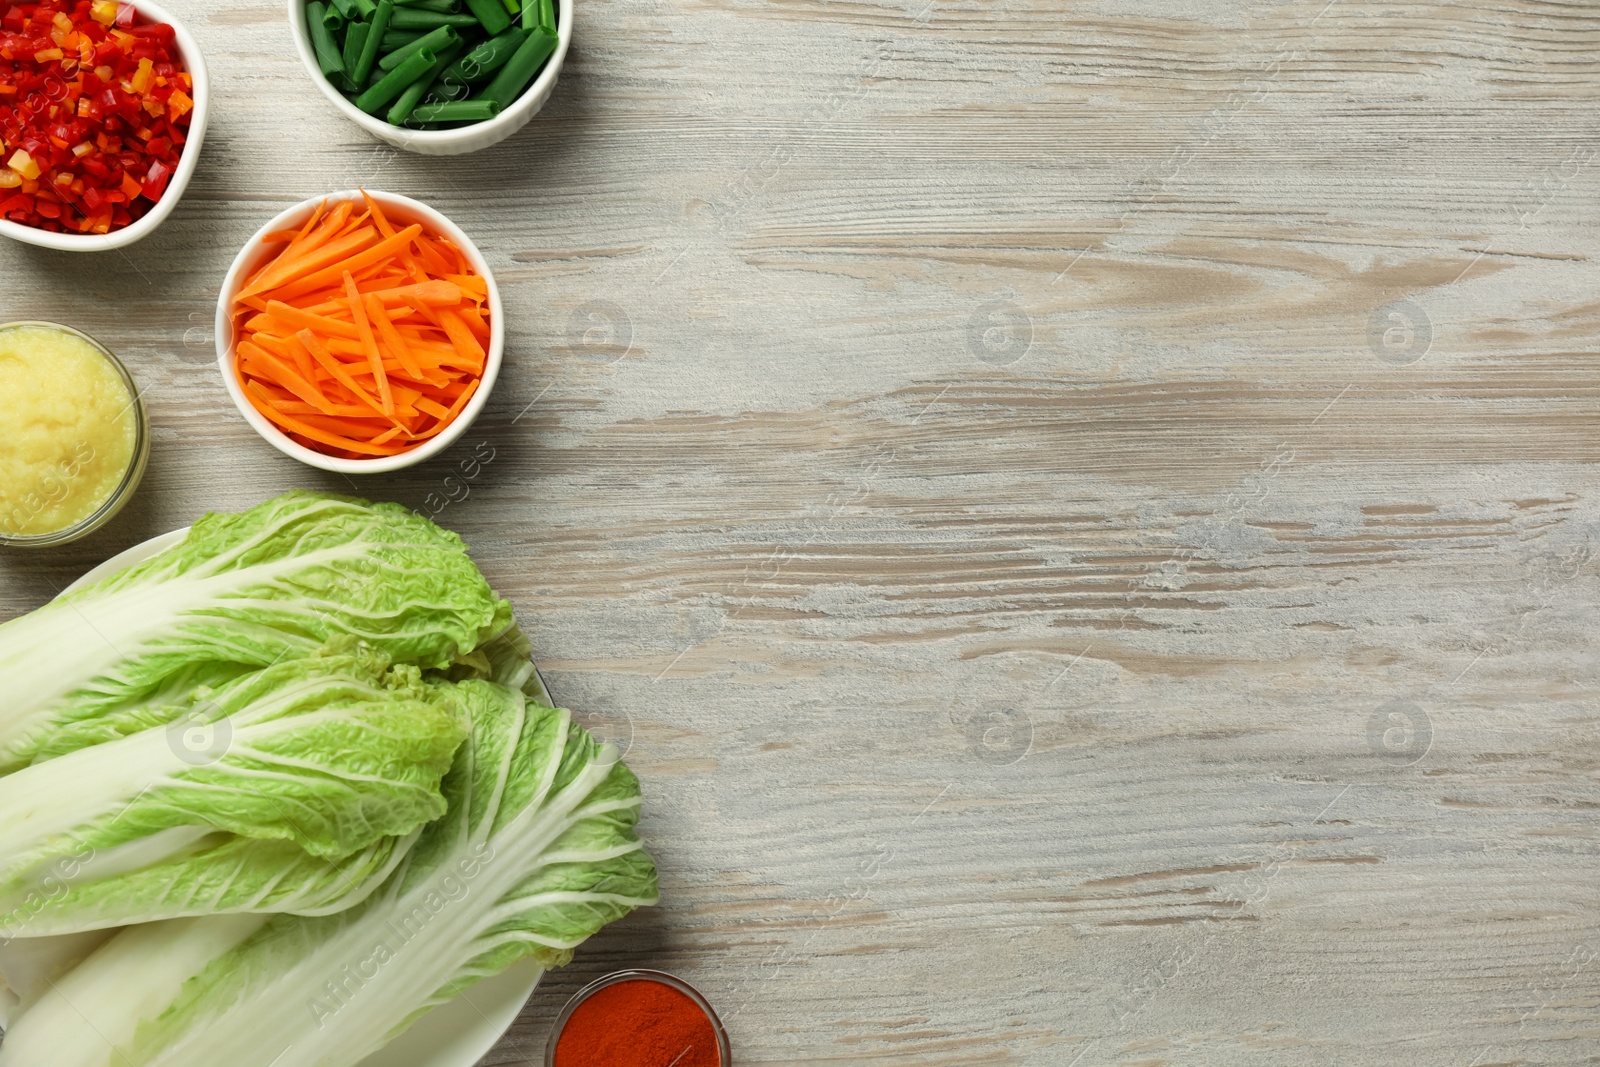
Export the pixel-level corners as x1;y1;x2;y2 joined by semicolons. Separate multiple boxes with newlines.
0;322;150;548
544;969;731;1067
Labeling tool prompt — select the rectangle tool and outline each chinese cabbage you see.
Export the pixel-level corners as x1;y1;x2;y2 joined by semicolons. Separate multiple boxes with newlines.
0;683;658;1067
0;491;508;773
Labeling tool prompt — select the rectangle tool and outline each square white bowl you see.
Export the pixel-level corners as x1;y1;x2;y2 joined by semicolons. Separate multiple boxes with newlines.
214;190;504;474
0;0;210;251
287;0;572;156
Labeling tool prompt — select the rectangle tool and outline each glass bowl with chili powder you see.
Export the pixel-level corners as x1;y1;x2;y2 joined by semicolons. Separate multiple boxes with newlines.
546;970;730;1067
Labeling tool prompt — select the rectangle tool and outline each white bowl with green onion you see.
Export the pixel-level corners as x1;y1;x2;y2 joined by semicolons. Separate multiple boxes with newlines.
287;0;571;155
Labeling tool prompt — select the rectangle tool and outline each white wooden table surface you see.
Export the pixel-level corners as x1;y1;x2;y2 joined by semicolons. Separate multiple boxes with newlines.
3;1;1599;1064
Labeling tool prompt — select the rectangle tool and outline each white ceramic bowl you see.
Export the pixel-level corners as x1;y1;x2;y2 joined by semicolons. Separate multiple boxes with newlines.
214;190;504;474
287;0;572;156
0;0;209;251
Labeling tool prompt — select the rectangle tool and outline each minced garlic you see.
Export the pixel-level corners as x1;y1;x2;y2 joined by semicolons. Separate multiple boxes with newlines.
0;324;138;537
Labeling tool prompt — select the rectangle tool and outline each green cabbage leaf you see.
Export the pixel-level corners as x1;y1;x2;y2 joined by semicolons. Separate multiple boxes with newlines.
0;652;467;938
0;682;657;1067
0;491;508;773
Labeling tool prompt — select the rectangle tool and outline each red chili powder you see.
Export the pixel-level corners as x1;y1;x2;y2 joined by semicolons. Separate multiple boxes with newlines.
553;978;722;1067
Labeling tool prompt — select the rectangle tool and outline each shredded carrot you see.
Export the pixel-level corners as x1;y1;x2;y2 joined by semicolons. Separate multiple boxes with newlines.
238;341;335;416
444;273;487;299
338;209;371;239
438;309;485;369
346;271;393;417
410;379;480;440
291;201;327;243
414;396;452;420
244;383;407;456
231;194;490;459
363;280;462;306
366;292;425;381
400;291;447;332
295;329;399;429
454;303;491;342
269;225;424;303
281;200;353;265
239;226;378;301
361;188;396;240
412;235;454;277
263;301;361;340
303;200;353;247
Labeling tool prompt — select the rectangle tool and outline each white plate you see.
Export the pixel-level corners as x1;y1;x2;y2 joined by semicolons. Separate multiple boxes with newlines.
56;530;548;1067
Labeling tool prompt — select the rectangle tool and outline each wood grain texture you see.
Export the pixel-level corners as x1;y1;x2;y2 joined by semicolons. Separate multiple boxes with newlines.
3;0;1599;1064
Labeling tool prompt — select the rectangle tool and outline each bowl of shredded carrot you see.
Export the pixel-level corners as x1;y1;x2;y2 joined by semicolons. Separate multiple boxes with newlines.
215;189;502;472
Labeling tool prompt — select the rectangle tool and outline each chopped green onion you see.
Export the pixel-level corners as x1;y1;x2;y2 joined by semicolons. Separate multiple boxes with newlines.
307;1;346;76
341;19;370;77
409;99;501;123
475;26;554;109
463;0;511;34
353;46;436;112
388;41;466;123
439;27;524;84
379;24;460;71
351;0;395;84
380;28;426;49
390;7;478;27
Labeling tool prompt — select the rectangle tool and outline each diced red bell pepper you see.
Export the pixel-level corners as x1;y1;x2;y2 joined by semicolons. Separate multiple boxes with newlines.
0;0;190;233
139;156;167;200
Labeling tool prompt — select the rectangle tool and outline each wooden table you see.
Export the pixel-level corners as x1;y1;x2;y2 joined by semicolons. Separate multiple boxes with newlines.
3;1;1598;1064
